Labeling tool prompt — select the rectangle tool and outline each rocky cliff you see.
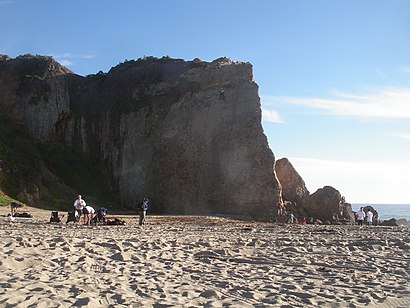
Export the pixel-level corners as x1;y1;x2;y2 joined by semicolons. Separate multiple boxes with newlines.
275;157;355;224
0;55;281;218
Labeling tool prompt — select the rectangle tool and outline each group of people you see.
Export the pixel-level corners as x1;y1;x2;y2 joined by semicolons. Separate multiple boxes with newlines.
4;202;20;223
72;194;149;226
73;195;97;225
277;200;381;226
4;202;30;224
355;207;378;226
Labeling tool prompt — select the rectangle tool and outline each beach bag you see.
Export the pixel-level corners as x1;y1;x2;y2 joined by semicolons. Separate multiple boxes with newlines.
50;211;61;223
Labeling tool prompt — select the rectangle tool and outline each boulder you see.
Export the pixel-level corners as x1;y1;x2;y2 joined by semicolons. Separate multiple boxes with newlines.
380;218;399;227
396;218;410;226
275;158;309;204
274;158;355;224
303;186;355;223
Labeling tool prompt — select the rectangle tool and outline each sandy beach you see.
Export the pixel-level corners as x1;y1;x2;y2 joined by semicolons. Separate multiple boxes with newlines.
0;207;409;307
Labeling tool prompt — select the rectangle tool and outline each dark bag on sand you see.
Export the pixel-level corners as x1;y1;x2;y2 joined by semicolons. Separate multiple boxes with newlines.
13;212;32;218
50;211;61;223
66;211;77;223
106;218;126;225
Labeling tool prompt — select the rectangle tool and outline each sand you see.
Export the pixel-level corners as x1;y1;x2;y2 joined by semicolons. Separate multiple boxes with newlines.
0;207;409;307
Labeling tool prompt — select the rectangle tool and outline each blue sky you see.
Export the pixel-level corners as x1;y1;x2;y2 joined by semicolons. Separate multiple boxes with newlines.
1;0;409;204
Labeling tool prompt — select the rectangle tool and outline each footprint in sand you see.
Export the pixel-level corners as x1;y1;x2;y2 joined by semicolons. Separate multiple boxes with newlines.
111;251;132;262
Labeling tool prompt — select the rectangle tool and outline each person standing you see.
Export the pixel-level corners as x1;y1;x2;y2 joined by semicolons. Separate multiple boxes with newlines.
73;195;86;224
96;207;107;223
276;200;284;217
373;212;379;226
366;209;374;226
138;198;149;226
356;207;365;226
288;213;295;224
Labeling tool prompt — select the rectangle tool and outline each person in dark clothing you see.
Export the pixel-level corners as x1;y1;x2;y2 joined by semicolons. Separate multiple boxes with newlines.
138;198;149;225
10;202;22;216
219;89;226;100
96;207;107;223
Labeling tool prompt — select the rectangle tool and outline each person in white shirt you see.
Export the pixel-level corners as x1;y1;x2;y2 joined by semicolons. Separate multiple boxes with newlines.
73;195;86;224
356;207;365;226
6;213;15;224
366;209;374;226
83;205;95;225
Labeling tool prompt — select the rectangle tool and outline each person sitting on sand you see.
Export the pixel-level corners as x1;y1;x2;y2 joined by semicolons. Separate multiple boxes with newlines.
366;209;374;226
6;213;15;224
356;207;365;226
73;195;86;224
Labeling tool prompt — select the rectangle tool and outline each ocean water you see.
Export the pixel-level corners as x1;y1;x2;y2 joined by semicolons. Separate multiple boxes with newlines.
353;204;410;221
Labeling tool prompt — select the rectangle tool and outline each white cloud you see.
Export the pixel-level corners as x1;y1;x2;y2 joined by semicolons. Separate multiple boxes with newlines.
388;132;410;141
58;59;73;67
51;52;95;67
262;109;283;123
376;69;387;78
401;67;410;74
261;96;283;123
53;53;95;60
286;157;410;204
81;54;95;59
265;87;410;119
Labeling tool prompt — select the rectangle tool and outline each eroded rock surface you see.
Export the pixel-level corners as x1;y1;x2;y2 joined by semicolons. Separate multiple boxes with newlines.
275;158;309;204
275;157;355;224
303;186;355;224
0;55;280;218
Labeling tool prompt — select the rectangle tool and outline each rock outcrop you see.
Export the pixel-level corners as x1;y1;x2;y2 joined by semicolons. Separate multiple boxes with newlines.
396;218;410;226
0;55;281;219
303;186;355;224
275;158;309;204
0;55;72;141
380;218;399;227
275;158;355;224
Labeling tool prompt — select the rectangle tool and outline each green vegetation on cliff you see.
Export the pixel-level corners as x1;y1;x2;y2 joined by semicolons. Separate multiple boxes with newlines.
38;142;116;208
0;114;115;210
0;114;41;199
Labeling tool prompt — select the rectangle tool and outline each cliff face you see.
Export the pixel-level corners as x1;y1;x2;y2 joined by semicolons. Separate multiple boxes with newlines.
0;55;71;141
0;55;280;218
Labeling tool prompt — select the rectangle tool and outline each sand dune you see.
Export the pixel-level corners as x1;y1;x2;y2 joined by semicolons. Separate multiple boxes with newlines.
0;207;409;307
